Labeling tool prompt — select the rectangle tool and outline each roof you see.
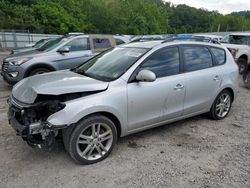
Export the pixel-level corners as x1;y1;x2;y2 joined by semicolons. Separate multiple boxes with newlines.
194;34;223;38
229;32;250;36
121;40;225;50
122;41;163;48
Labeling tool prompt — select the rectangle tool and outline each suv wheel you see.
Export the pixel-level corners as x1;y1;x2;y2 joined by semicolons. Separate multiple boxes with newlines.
66;115;117;165
29;68;50;76
237;58;248;74
210;90;232;120
243;71;250;88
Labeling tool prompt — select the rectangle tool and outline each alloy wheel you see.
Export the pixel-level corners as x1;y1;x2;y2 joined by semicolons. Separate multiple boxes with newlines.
215;93;231;118
76;123;113;161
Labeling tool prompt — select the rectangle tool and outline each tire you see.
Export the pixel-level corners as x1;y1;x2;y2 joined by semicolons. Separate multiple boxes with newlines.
237;58;248;74
243;71;250;89
28;68;50;76
66;115;117;165
209;90;232;120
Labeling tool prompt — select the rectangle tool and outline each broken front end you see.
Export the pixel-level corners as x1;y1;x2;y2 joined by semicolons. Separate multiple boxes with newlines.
8;95;67;148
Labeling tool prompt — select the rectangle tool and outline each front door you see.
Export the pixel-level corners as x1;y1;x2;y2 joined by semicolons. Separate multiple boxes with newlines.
56;37;92;70
127;46;186;131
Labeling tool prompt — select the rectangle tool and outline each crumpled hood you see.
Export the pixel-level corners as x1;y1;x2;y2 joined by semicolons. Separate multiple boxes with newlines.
12;70;109;104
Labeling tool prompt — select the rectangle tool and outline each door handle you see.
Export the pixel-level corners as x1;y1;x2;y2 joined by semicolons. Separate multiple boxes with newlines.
174;84;184;90
213;75;220;81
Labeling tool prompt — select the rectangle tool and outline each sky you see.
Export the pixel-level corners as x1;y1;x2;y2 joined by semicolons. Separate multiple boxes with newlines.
164;0;250;14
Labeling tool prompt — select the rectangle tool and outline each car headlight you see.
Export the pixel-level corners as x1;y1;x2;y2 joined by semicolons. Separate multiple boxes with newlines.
9;58;32;65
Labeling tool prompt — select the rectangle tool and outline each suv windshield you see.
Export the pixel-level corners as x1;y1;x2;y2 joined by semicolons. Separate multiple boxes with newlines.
75;47;148;81
33;39;47;48
38;37;69;52
221;35;250;45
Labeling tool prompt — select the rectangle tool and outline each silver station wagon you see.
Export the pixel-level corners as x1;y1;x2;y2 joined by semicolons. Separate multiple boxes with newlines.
8;41;239;164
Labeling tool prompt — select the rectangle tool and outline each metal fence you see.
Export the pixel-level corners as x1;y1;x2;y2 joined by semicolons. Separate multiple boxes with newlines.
1;29;249;49
0;30;60;49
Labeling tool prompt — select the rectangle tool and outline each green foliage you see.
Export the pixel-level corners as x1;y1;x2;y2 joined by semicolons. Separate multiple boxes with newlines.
0;0;250;34
230;11;250;19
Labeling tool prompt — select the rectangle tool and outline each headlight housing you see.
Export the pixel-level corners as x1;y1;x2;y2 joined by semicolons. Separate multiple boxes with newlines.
9;57;32;66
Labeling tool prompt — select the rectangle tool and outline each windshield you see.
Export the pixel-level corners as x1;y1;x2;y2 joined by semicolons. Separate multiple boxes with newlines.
38;37;68;51
221;35;250;45
75;47;148;81
33;39;47;48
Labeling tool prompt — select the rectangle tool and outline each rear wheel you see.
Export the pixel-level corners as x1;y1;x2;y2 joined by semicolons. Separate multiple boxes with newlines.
66;115;117;165
28;68;50;76
243;71;250;88
237;58;248;74
209;90;232;120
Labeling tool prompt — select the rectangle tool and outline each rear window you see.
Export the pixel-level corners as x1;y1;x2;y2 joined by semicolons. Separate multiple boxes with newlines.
211;47;226;65
93;38;112;49
183;46;213;72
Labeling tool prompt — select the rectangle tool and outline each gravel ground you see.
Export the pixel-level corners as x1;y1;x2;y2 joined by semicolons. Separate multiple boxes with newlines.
0;52;249;188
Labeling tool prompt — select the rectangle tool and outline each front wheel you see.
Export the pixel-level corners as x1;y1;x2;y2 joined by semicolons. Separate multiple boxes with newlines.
243;71;250;89
66;115;117;165
28;68;50;76
209;90;232;120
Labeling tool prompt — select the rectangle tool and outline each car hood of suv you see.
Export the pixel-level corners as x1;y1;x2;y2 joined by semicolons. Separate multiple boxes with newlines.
12;70;109;104
6;49;42;60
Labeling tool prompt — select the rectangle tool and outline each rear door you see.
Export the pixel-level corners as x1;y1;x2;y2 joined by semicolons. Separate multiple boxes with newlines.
181;45;222;115
56;37;92;70
127;46;186;131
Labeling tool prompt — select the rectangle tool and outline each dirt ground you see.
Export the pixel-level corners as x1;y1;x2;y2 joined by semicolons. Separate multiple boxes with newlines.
0;52;249;188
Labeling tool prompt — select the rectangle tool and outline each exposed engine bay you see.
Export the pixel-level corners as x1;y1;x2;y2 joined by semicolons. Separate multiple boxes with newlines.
8;91;100;148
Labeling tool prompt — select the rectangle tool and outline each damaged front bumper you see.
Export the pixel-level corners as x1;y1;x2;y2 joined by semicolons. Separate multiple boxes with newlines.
7;95;67;148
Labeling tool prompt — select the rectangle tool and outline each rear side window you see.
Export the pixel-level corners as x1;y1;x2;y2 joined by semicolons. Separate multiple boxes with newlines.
93;38;112;49
211;47;226;65
139;47;180;78
183;46;213;72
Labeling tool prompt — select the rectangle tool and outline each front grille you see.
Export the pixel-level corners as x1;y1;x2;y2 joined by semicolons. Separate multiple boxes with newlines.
1;61;9;72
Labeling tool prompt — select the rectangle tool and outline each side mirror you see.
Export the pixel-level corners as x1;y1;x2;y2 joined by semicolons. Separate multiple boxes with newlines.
58;46;70;53
136;69;156;82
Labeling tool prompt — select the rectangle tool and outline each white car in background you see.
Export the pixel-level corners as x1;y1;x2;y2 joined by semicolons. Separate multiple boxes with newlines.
221;33;250;74
113;35;131;45
193;34;223;42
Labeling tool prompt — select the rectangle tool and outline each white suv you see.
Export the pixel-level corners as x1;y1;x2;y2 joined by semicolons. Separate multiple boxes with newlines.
221;33;250;74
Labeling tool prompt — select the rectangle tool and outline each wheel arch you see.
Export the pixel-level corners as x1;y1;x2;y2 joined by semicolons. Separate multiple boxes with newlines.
238;54;248;62
76;111;122;138
222;87;235;102
24;63;57;77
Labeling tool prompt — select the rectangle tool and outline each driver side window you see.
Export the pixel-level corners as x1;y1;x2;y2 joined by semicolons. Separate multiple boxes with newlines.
139;47;180;78
64;38;90;51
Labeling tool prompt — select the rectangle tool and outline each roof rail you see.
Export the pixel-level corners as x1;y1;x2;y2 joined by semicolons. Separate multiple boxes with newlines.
162;36;221;44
